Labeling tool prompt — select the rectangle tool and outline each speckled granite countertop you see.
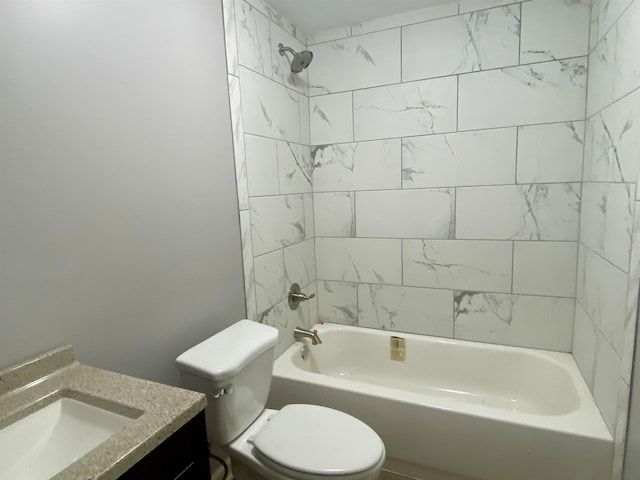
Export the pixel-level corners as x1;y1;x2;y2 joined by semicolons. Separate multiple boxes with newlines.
0;346;207;480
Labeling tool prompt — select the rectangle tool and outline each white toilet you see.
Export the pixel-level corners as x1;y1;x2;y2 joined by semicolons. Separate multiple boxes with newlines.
176;320;386;480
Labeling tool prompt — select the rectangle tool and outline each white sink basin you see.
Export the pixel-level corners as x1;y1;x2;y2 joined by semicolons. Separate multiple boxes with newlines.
0;397;135;480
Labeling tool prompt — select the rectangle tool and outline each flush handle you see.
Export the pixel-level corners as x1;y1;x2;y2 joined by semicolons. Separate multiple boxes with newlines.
211;384;233;399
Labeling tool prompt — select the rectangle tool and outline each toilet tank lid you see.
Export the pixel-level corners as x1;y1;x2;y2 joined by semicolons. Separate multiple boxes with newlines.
175;320;278;381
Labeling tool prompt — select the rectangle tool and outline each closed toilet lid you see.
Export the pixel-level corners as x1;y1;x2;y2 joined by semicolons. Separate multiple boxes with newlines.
252;404;385;477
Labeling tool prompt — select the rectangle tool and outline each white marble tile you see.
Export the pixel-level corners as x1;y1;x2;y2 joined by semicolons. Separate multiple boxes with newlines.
577;245;628;358
239;210;257;320
240;66;301;143
354;77;458;141
309;92;354;145
456;184;581;241
520;0;590;63
248;0;306;44
623;202;640;383
250;194;304;256
299;94;310;146
573;303;598;390
580;182;635;272
458;58;588;130
254;249;286;313
317;280;358;325
352;3;459;36
455;292;575;351
303;193;315;239
228;75;249;210
403;240;512;293
588;0;640;116
271;23;309;95
314;192;355;237
584;87;640;183
402;128;516;189
245;134;279;196
513;241;577;297
517;122;584;184
612;380;630;479
307;26;352;46
284;238;316;288
222;0;239;76
459;0;521;14
402;6;520;82
277;141;312;194
236;0;272;77
312;140;401;192
258;297;308;356
356;189;454;239
590;0;633;47
307;281;318;327
358;284;454;337
315;237;402;284
308;29;401;96
593;328;623;432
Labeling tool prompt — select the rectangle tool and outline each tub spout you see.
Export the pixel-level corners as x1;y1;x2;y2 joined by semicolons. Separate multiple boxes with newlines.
294;327;322;345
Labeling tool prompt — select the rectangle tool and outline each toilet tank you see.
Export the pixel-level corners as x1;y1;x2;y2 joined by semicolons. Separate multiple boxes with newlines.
176;320;278;445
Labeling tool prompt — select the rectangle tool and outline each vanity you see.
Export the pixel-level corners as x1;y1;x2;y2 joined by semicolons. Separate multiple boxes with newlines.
0;346;210;479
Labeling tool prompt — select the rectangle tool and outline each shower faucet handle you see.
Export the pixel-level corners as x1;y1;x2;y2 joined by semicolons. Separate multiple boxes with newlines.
288;283;315;310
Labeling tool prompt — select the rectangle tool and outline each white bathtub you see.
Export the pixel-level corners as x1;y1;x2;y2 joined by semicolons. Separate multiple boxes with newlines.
269;323;613;480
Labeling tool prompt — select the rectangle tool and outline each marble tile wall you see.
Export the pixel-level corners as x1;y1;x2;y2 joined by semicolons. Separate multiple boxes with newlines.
222;0;316;356
308;0;590;353
571;0;640;477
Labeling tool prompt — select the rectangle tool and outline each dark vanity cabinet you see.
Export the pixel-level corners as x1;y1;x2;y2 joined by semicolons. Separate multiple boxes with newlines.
119;411;211;480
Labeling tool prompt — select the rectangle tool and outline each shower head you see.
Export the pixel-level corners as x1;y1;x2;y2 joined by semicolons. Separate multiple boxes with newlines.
278;43;313;73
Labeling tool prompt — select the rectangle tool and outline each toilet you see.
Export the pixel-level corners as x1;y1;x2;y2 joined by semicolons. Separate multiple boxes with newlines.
176;320;386;480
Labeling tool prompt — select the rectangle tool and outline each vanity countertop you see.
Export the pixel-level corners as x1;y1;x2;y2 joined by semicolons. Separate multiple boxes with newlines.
0;346;207;480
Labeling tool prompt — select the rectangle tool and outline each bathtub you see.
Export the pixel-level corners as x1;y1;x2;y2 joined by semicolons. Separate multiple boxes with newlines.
269;323;613;480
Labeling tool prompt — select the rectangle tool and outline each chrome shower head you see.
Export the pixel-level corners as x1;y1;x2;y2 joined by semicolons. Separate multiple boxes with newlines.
278;43;313;74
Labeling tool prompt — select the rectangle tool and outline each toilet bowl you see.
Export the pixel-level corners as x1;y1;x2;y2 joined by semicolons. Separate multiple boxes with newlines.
176;320;385;480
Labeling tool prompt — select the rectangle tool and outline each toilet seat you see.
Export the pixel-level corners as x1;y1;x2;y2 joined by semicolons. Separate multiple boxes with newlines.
251;404;385;480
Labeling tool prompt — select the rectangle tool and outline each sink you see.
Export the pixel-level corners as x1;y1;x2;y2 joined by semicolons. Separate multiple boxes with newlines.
0;397;135;480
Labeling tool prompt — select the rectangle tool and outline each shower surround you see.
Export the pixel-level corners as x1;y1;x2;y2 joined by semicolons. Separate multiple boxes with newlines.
222;0;640;478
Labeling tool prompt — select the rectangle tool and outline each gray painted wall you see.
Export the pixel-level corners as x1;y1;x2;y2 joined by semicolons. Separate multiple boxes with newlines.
0;0;246;385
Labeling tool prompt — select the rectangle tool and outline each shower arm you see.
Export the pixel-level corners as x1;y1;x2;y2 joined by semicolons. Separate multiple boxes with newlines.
278;43;296;57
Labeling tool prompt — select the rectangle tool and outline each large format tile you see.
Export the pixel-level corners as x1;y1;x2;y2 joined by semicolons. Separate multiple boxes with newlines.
402;128;516;188
593;328;623;432
254;249;285;313
314;192;356;237
456;184;581;240
580;183;635;272
573;303;598;389
240;66;301;142
222;0;239;76
356;189;455;239
520;0;590;63
590;0;633;50
309;92;353;145
307;27;352;46
245;134;279;196
315;238;402;284
402;6;520;82
455;292;575;351
584;87;640;183
239;210;257;320
358;285;454;337
403;240;512;293
236;0;272;77
228;75;249;210
277;141;312;194
459;0;520;14
351;3;458;36
354;77;458;141
458;58;588;130
308;29;401;96
517;122;584;184
513;242;577;297
576;246;628;358
588;0;640;116
283;238;316;287
312;140;401;192
317;281;358;325
250;195;305;256
303;193;315;239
